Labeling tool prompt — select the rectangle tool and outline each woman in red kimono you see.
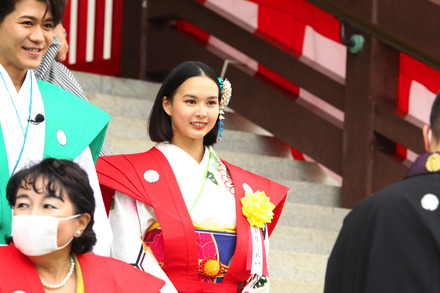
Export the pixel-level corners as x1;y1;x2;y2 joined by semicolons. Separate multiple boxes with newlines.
97;61;289;292
0;158;164;292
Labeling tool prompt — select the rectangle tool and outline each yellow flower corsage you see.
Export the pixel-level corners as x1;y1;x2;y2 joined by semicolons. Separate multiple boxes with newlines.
241;190;275;228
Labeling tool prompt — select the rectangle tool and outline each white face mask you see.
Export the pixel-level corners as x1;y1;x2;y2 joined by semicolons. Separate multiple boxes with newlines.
11;214;81;256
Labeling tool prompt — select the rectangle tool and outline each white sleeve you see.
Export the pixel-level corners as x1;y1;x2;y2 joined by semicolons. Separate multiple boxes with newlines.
109;191;156;261
75;147;113;256
110;191;178;293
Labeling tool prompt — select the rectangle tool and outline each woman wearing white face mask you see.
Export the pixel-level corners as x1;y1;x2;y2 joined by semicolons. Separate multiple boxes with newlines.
0;158;165;292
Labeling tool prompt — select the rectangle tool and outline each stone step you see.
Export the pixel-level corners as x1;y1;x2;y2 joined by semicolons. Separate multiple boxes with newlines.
107;137;154;155
278;202;349;231
106;117;149;141
270;278;324;293
87;93;153;120
270;226;339;256
281;179;341;207
268;250;328;284
75;71;161;101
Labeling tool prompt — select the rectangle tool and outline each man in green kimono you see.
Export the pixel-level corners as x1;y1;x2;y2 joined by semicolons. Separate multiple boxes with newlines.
0;0;112;255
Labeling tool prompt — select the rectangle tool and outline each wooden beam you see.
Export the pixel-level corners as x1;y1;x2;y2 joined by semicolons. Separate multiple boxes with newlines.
374;103;425;155
341;32;399;208
120;0;147;79
372;150;410;192
377;0;440;62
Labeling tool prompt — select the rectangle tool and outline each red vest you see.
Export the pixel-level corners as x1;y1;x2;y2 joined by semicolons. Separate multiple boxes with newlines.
97;147;288;292
0;244;165;292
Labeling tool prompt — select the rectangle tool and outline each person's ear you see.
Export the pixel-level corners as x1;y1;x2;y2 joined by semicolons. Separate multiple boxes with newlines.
162;96;172;116
423;124;431;153
74;213;91;237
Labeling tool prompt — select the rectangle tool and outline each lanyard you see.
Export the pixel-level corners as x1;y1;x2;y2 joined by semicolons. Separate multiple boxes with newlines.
0;71;33;175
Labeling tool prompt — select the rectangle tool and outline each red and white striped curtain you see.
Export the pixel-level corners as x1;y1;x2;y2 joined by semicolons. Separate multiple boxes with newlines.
62;0;124;75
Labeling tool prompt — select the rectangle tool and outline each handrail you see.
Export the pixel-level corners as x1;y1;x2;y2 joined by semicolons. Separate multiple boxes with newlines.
145;0;429;206
306;0;440;71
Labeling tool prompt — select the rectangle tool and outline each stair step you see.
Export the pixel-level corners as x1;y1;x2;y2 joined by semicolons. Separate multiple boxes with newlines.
270;226;339;255
268;250;328;283
88;93;153;120
270;278;324;293
75;71;161;100
281;179;341;207
107;117;149;141
107;137;155;155
278;202;349;231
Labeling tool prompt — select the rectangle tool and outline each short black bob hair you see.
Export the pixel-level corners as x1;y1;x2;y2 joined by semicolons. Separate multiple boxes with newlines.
6;158;96;254
0;0;66;26
148;61;222;146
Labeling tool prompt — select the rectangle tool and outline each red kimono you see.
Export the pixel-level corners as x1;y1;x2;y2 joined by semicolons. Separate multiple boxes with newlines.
97;147;288;292
0;244;165;292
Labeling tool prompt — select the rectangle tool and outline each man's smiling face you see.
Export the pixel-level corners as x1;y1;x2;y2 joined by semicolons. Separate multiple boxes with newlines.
0;0;54;77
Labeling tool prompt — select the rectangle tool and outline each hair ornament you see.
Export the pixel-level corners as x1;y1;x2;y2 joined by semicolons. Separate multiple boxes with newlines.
219;78;232;109
217;78;232;142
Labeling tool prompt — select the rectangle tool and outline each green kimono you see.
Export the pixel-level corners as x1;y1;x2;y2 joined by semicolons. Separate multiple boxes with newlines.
0;80;110;244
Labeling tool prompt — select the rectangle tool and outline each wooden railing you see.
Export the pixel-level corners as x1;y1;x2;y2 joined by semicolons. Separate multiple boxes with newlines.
133;0;436;208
